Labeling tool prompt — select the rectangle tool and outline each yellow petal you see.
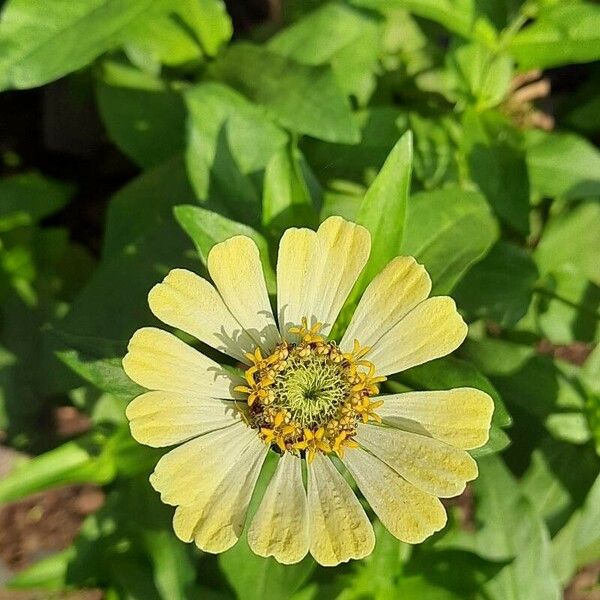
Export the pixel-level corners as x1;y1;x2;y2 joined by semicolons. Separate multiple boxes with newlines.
150;421;252;506
277;217;370;338
340;256;431;352
367;297;467;376
190;438;268;553
356;424;478;498
307;452;374;566
122;327;241;396
248;453;309;564
126;392;239;448
148;269;256;363
208;236;280;353
378;388;494;450
342;448;447;543
276;227;318;338
172;433;267;552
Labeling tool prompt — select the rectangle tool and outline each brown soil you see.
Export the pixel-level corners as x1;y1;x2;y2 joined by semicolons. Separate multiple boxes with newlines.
0;485;104;572
536;340;594;366
565;562;600;600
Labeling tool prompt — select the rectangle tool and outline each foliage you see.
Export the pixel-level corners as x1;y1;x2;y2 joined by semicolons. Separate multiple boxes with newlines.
0;0;599;598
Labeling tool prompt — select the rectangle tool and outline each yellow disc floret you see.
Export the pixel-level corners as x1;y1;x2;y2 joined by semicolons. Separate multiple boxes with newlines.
234;318;385;461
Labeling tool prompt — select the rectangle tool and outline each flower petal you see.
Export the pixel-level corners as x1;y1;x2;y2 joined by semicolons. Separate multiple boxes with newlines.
148;269;256;363
342;448;447;543
188;438;268;553
377;389;494;450
248;453;309;564
276;227;317;338
307;452;374;566
126;392;239;448
122;327;242;396
278;217;370;338
156;422;268;552
356;423;478;498
150;421;254;507
366;296;467;376
340;256;431;352
208;236;280;353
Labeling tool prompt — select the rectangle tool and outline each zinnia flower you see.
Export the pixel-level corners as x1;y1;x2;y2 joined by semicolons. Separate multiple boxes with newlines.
123;216;493;566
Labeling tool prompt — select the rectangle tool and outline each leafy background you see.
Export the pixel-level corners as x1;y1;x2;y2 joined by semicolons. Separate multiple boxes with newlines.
0;0;599;598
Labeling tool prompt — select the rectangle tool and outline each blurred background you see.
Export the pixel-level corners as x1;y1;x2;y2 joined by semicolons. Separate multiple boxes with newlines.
0;0;599;598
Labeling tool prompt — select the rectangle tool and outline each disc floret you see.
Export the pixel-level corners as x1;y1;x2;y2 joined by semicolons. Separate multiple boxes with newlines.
234;318;386;461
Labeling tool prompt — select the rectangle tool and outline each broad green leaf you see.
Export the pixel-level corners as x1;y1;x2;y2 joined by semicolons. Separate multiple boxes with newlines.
303;107;406;186
125;0;232;64
184;82;288;224
439;455;561;600
96;65;186;169
51;328;143;400
461;337;590;444
535;200;600;285
454;241;538;328
447;43;512;110
354;132;413;295
351;0;491;40
525;131;600;201
409;113;459;190
0;0;156;90
462;110;530;235
174;204;276;293
0;434;117;503
7;548;74;590
401;187;499;294
262;145;318;239
532;266;600;344
521;436;599;534
102;155;196;258
213;43;360;143
510;3;600;69
268;2;383;105
64;158;196;340
0;173;74;232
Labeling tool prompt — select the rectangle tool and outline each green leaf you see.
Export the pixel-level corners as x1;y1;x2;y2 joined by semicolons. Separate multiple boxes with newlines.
268;2;383;105
454;241;538;328
51;328;143;400
354;132;413;295
439;455;561;600
64;158;196;340
0;172;74;232
96;65;186;169
461;337;590;444
510;3;600;69
0;0;154;90
462;110;530;235
535;200;600;285
213;43;360;143
174;204;276;293
125;0;232;65
184;81;288;224
532;266;600;344
262;145;318;239
352;0;491;40
401;187;499;294
447;43;512;110
525;130;600;201
0;434;117;503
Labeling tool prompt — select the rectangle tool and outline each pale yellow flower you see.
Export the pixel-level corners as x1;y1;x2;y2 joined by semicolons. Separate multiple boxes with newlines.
123;216;493;566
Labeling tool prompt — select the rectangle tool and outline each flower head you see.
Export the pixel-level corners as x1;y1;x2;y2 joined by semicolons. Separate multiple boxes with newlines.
123;216;493;566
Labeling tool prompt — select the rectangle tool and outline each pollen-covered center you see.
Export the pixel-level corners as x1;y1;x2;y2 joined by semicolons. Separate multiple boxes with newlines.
234;318;386;461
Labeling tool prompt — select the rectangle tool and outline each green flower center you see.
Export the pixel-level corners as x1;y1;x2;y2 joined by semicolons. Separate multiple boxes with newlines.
273;353;350;430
